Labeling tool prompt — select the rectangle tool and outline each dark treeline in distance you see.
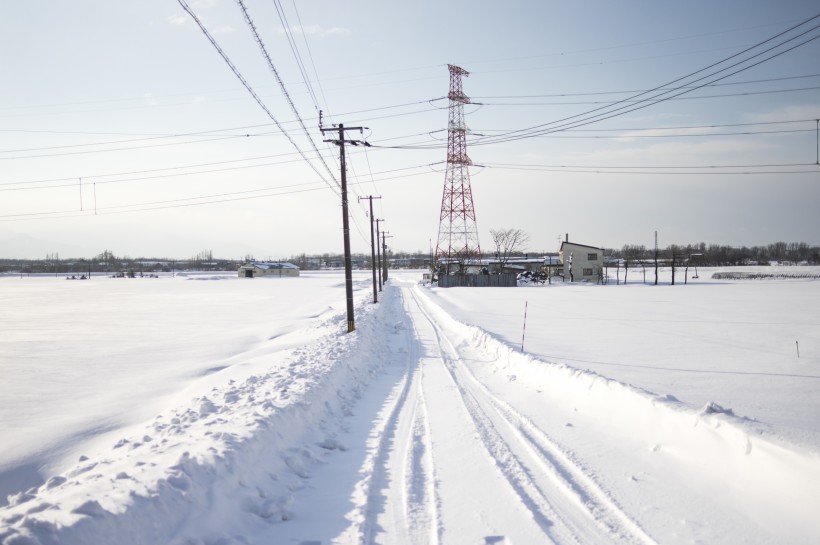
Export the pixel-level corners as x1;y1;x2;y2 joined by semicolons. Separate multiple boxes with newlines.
609;241;819;266
1;242;818;275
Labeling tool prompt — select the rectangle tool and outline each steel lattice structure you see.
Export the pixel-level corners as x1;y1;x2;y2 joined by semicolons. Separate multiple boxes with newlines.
435;64;481;270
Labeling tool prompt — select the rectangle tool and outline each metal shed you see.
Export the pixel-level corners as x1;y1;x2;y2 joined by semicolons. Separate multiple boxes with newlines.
238;262;300;278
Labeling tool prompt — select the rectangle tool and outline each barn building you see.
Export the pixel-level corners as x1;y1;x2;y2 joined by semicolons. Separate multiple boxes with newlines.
238;262;300;278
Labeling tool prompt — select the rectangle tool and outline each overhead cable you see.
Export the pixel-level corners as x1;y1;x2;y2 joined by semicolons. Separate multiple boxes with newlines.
235;0;338;186
271;0;320;112
176;0;339;197
471;15;820;146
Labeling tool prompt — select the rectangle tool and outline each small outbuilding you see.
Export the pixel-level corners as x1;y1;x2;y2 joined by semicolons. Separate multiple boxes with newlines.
559;241;603;283
238;262;300;278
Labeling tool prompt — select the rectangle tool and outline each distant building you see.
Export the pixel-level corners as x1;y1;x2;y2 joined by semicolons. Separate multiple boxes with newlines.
559;241;602;282
488;255;555;275
238;262;300;278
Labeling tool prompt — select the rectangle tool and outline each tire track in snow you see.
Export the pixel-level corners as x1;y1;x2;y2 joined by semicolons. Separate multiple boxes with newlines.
371;311;441;545
400;285;560;544
340;293;440;545
407;284;659;545
397;335;440;545
449;357;658;545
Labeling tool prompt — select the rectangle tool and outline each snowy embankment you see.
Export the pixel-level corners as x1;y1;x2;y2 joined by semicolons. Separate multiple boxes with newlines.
1;272;392;544
2;269;819;544
428;266;820;450
410;280;820;543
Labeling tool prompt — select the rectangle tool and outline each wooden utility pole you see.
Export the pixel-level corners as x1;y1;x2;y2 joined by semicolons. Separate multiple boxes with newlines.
654;230;659;286
375;218;384;291
359;195;381;304
382;231;392;282
322;123;368;333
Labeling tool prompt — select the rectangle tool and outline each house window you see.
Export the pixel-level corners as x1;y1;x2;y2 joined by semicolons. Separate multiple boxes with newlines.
583;268;593;276
588;253;598;260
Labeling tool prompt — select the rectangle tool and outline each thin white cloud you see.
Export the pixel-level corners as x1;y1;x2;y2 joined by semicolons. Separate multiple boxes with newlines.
615;125;720;142
578;138;775;166
211;25;236;35
191;0;220;9
168;1;232;32
743;104;820;124
168;12;189;26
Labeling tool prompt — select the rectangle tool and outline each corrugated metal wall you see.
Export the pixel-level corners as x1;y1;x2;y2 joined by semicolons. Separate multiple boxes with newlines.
437;274;517;288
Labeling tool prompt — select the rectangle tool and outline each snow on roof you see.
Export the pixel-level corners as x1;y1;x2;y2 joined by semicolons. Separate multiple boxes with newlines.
243;262;299;270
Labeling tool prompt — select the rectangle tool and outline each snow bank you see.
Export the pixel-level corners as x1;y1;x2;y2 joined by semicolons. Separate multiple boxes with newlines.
0;285;392;545
423;269;820;450
411;282;820;543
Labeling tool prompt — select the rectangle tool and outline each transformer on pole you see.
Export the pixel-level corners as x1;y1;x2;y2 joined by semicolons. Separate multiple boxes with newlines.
435;64;481;275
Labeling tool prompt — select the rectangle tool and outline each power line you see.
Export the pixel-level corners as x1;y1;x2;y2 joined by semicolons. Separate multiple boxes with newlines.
480;128;815;140
0;155;310;193
482;161;818;169
4;160;814;222
542;118;819;132
0;130;282;155
0;147;435;194
475;84;820;107
373;119;820;150
274;0;344;188
0;152;301;187
272;0;320;112
0;98;440;143
234;0;338;187
0;183;330;222
480;161;820;175
288;0;334;117
471;15;820;147
470;73;820;100
374;34;820;151
176;0;339;197
462;18;809;67
0;134;269;161
0;164;439;221
362;137;381;197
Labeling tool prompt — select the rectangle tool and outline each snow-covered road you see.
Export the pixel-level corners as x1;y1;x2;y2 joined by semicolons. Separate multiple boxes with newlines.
385;281;656;545
2;271;819;545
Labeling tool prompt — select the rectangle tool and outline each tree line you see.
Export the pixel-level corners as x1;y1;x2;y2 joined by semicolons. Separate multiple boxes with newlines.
611;241;819;266
2;241;818;275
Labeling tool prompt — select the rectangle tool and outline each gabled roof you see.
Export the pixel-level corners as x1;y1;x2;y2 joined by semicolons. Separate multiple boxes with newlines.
560;241;602;252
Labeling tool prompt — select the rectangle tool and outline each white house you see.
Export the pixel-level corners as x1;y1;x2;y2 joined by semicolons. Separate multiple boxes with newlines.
238;262;300;278
559;241;603;283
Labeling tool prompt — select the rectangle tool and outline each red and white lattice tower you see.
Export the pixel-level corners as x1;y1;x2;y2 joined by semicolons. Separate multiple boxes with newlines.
435;64;481;270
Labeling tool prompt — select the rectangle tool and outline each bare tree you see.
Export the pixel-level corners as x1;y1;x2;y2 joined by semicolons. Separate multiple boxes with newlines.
490;228;530;274
621;244;647;284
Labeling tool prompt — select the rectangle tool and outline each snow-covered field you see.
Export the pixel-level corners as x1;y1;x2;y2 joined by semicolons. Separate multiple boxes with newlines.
1;268;819;544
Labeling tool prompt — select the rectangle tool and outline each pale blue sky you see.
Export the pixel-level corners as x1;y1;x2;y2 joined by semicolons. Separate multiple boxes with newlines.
1;0;818;259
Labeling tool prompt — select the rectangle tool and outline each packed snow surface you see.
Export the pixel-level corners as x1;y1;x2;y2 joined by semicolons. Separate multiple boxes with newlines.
1;268;819;544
